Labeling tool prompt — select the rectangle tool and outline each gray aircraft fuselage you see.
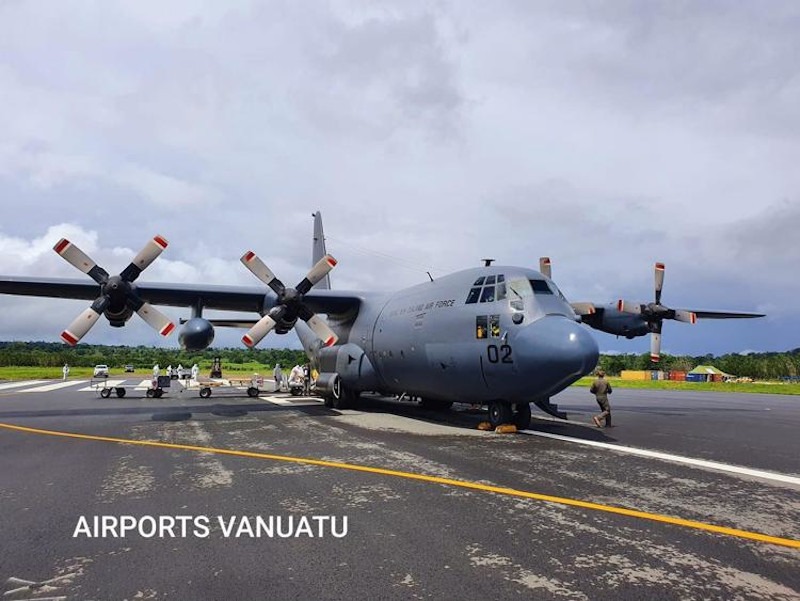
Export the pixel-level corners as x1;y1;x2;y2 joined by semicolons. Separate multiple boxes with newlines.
306;266;599;404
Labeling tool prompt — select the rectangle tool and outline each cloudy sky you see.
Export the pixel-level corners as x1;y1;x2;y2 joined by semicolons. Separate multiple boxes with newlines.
1;1;798;355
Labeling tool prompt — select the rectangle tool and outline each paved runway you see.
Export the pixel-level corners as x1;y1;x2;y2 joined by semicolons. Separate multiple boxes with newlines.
0;378;798;600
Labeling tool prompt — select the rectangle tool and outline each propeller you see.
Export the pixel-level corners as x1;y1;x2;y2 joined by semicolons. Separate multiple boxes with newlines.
538;257;552;279
617;262;697;362
239;251;339;348
54;236;175;345
538;256;596;316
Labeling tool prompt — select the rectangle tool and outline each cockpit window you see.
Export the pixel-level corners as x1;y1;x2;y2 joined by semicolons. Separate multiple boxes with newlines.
529;279;553;295
465;274;504;304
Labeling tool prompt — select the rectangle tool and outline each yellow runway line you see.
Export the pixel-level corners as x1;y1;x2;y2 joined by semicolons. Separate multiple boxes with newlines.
2;421;798;549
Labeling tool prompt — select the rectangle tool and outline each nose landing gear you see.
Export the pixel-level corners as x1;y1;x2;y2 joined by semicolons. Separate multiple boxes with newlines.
487;401;532;430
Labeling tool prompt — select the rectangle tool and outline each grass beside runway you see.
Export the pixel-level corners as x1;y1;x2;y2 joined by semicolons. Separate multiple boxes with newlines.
2;366;799;395
0;362;277;382
573;376;800;396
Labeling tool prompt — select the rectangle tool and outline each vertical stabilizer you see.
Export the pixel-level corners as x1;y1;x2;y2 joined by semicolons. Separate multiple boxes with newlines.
312;211;331;290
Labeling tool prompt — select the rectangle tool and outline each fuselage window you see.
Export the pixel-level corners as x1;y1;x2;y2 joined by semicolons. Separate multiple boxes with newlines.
473;277;485;286
530;279;553;295
485;275;496;285
466;287;481;304
479;286;495;303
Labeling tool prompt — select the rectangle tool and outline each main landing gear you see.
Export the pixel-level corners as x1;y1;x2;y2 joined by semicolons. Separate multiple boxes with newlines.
487;401;531;430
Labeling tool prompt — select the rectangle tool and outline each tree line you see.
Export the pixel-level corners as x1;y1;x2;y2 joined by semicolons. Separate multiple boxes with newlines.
0;341;308;370
597;349;800;380
2;341;800;380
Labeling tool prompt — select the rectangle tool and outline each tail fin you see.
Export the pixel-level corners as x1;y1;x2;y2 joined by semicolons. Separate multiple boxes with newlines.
312;211;331;290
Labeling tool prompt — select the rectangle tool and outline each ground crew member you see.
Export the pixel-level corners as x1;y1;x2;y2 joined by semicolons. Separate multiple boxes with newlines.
153;363;160;378
62;363;70;381
590;370;613;427
273;363;283;392
191;363;199;381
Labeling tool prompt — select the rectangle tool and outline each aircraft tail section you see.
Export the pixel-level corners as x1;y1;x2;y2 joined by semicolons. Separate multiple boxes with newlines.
298;210;331;366
312;211;331;290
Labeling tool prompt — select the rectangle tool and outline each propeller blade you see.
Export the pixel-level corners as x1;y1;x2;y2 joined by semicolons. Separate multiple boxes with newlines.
60;303;105;345
242;314;277;348
570;302;595;316
672;309;697;324
53;238;109;284
539;257;552;279
617;299;642;315
304;314;338;347
120;235;169;282
650;332;662;362
655;262;665;304
135;302;176;336
240;251;285;296
295;254;337;295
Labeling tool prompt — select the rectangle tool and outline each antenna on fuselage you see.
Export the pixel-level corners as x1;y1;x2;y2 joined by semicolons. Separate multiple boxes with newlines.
482;258;495;267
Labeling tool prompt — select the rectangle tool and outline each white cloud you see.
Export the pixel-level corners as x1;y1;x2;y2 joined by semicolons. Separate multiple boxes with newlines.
0;1;797;354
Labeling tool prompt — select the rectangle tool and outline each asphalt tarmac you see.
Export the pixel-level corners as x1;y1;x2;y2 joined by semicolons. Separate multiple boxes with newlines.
0;378;798;600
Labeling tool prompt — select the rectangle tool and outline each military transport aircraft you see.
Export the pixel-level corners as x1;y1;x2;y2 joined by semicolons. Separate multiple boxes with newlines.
0;213;763;428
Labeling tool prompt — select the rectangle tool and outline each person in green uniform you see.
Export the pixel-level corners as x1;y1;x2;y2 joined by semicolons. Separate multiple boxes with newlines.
590;370;613;427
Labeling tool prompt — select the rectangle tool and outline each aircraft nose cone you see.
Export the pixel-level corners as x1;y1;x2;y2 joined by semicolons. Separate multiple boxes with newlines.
516;317;599;391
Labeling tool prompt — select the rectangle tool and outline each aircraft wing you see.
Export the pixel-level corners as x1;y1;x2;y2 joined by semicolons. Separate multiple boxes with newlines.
0;276;362;316
688;309;765;319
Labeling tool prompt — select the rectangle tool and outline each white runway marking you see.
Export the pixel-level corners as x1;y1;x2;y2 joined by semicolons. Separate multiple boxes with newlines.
519;429;800;486
0;380;47;391
260;395;321;406
20;380;89;393
134;379;154;390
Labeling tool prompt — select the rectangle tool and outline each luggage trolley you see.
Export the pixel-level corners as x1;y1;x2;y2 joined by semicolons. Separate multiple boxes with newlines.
193;374;267;398
93;375;170;398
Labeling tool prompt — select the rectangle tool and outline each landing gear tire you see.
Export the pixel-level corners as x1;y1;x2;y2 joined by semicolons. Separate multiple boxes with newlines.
199;387;212;398
420;398;453;411
247;387;259;398
115;387;126;398
488;401;512;428
512;402;532;430
100;388;112;398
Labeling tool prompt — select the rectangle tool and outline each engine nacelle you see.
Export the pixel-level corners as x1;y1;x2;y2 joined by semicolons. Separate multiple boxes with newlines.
104;306;134;327
316;343;380;391
582;306;650;339
315;372;341;399
179;317;215;351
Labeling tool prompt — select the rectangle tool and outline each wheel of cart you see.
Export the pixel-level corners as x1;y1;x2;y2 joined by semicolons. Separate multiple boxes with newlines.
146;389;155;398
247;387;259;398
200;387;212;398
100;387;112;398
115;387;126;398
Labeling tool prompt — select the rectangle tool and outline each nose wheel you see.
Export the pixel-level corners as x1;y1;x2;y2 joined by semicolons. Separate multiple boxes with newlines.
487;401;531;429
